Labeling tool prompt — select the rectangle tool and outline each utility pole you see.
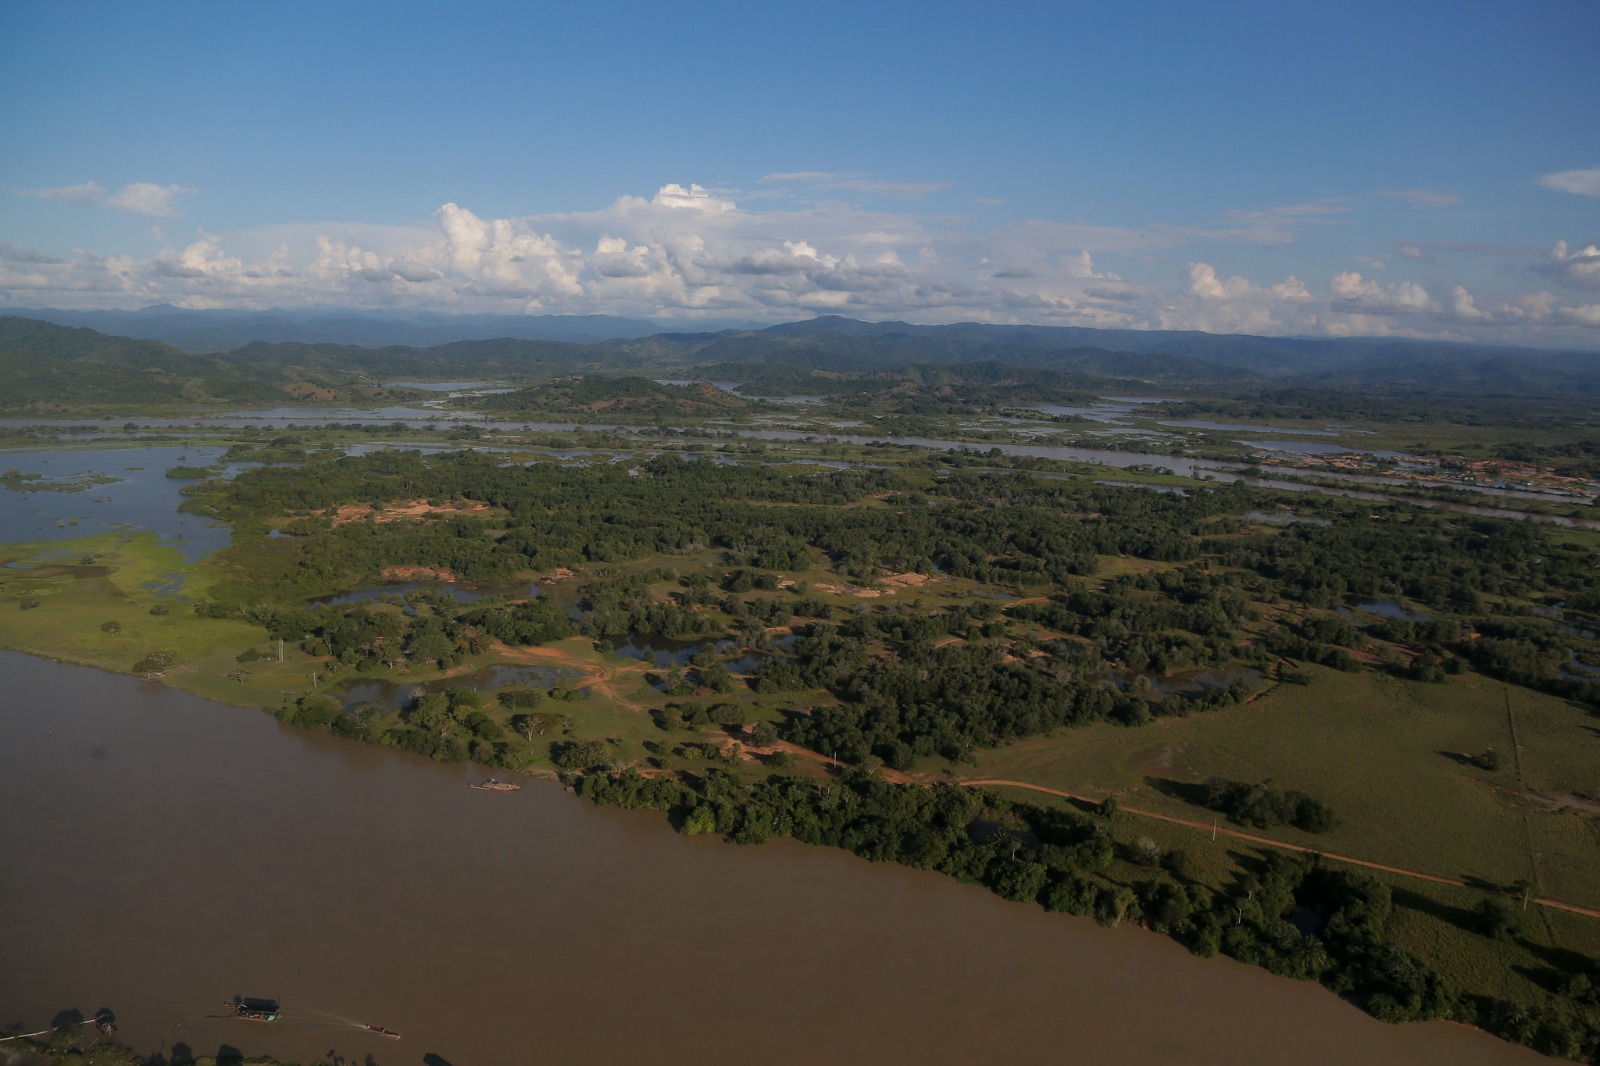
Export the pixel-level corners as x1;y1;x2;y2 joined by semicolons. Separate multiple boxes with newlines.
278;637;284;662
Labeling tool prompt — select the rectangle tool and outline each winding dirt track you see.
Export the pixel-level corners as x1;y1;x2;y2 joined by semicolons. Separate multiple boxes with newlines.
491;640;649;711
473;637;1600;921
961;778;1600;921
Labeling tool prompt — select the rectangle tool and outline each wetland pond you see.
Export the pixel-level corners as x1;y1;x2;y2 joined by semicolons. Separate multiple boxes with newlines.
0;445;244;560
336;662;576;711
0;650;1544;1066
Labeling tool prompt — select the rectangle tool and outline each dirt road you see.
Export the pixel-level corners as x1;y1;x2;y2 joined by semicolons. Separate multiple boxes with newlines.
961;778;1600;920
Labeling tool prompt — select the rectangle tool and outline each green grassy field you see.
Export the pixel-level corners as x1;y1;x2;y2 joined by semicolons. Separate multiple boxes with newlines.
986;780;1600;1009
971;665;1600;908
0;532;300;705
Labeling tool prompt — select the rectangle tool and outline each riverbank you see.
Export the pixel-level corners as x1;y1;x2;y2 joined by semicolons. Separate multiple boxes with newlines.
1;650;1550;1066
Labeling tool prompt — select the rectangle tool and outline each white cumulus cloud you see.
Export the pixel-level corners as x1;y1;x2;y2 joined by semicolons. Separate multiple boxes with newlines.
651;183;735;214
106;182;194;217
1543;241;1600;290
14;180;192;216
1538;168;1600;197
4;180;1599;347
1189;262;1253;299
1158;263;1313;334
1188;262;1308;302
1559;303;1600;327
1450;285;1489;321
1330;271;1433;314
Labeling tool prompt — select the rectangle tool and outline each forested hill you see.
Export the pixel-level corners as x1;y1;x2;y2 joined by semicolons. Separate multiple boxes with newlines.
753;316;1600;385
686;361;1129;403
637;334;1241;387
597;321;1234;382
597;317;1600;399
0;316;292;411
479;375;753;417
0;318;643;412
9;305;673;351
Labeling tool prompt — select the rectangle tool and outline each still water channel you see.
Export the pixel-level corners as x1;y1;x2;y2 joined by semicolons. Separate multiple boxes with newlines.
0;651;1542;1065
0;445;242;559
6;425;1596;529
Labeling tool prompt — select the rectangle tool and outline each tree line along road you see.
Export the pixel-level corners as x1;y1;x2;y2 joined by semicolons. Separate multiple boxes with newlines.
959;778;1600;921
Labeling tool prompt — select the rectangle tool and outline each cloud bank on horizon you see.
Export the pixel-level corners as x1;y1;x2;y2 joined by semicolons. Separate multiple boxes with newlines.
4;176;1597;347
2;2;1596;347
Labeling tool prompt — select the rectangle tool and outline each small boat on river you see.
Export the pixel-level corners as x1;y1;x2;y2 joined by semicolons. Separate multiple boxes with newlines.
470;778;521;791
363;1023;402;1038
225;997;280;1022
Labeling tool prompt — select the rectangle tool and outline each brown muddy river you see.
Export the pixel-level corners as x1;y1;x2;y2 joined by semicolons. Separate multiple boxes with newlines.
0;650;1544;1065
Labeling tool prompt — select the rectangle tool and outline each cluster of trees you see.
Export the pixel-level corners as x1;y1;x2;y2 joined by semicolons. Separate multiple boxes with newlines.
1008;568;1255;671
1211;511;1581;613
240;599;485;672
1200;778;1339;833
572;571;727;641
281;686;516;766
701;359;1102;404
199;449;1240;597
782;638;1184;768
478;375;751;418
197;446;1600;767
203;449;1600;637
1456;618;1600;708
1495;438;1600;480
196;446;1600;773
1260;625;1360;672
463;598;574;646
763;590;1262;769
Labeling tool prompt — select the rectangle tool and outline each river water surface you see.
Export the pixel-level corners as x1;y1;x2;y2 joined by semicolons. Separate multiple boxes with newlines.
0;652;1543;1066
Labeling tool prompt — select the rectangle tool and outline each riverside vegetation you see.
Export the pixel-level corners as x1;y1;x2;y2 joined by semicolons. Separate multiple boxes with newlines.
4;316;1600;1060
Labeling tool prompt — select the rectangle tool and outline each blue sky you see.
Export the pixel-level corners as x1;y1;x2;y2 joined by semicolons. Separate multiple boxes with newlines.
2;0;1597;346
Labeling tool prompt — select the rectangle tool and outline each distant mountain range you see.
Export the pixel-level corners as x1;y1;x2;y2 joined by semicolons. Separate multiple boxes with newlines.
748;316;1600;385
596;315;1600;396
3;309;1598;403
7;305;726;352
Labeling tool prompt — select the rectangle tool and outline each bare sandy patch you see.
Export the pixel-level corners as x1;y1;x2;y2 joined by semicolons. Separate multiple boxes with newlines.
1514;790;1600;818
322;499;496;525
382;565;459;582
814;572;936;599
